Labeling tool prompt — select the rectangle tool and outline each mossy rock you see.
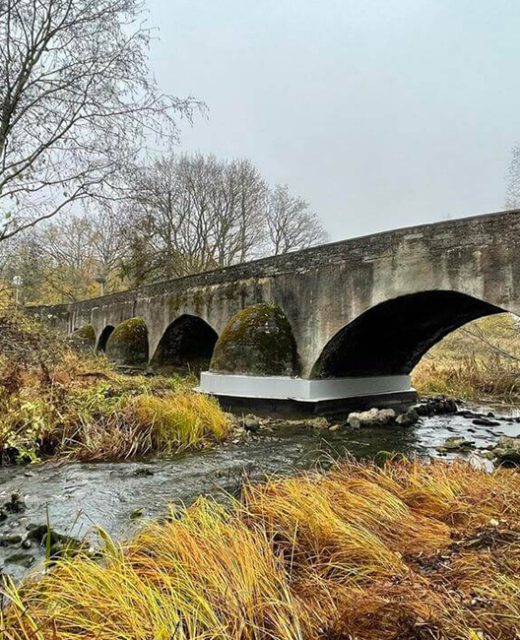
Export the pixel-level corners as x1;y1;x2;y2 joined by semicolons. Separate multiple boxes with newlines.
210;304;299;376
106;318;149;366
70;325;96;351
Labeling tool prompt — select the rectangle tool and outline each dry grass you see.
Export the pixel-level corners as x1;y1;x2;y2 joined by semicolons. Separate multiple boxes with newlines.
0;314;230;463
70;391;230;461
412;313;520;402
127;392;229;451
2;458;520;640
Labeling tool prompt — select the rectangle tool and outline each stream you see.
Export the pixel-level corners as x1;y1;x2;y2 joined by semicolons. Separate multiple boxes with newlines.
1;402;519;581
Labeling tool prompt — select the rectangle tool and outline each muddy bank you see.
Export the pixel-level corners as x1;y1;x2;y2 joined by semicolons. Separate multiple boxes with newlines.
0;399;519;581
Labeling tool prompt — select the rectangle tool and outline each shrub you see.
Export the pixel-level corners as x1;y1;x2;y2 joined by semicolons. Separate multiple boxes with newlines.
0;311;230;464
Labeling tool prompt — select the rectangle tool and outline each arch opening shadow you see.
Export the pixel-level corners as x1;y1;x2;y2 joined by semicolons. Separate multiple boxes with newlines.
97;325;115;352
151;315;218;374
312;291;504;378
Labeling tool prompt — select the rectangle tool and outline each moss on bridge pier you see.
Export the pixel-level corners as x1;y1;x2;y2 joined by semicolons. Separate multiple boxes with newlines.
70;325;96;352
210;303;299;376
105;317;149;366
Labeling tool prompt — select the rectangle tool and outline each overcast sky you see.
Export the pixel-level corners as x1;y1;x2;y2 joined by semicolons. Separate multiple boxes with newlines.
146;0;520;241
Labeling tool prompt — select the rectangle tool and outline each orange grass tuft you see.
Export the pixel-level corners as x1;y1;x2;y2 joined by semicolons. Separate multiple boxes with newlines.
1;459;520;640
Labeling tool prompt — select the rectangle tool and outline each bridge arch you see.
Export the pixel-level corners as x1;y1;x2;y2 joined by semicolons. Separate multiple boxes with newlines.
150;314;218;373
97;325;115;352
311;291;504;379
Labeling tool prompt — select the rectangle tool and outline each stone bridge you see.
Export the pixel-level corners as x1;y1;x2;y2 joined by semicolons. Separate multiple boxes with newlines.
33;210;520;410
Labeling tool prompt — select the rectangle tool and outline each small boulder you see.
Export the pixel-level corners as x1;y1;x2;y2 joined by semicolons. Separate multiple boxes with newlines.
437;436;475;452
415;403;434;417
242;414;261;432
425;397;458;415
2;533;23;545
479;450;497;460
416;397;457;416
133;467;154;477
347;408;396;429
5;552;35;568
396;408;419;427
491;436;520;465
472;417;500;427
26;525;79;549
4;493;25;514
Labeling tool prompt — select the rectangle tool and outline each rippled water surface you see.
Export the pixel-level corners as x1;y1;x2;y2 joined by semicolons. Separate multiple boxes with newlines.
1;404;519;580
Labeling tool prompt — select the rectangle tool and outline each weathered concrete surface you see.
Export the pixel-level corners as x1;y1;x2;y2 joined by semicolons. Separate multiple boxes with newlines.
30;210;520;378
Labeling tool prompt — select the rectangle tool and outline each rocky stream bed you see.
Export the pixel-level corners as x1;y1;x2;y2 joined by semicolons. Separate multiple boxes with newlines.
1;397;520;582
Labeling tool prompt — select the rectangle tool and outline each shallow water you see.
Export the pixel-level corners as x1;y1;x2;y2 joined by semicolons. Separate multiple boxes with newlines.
0;403;519;581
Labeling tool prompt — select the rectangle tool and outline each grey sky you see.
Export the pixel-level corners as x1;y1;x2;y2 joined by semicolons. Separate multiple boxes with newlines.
146;0;520;241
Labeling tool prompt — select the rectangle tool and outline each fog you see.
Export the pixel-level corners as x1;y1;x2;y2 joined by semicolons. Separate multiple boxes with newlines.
146;0;520;241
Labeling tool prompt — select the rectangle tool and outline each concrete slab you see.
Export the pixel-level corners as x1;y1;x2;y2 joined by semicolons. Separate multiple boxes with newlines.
198;371;413;401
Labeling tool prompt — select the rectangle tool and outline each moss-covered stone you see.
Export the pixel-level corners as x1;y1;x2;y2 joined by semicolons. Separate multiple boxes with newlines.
105;318;149;366
210;304;299;376
70;325;96;352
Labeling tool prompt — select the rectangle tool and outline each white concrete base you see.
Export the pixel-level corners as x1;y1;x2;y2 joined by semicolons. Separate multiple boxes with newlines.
198;371;413;402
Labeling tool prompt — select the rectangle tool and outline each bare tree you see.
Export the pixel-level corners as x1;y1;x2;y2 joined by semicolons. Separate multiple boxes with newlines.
213;159;268;264
124;153;269;281
6;151;330;299
123;154;209;281
506;144;520;209
266;184;328;254
0;225;59;304
88;201;129;292
32;214;97;301
0;0;198;242
0;203;133;303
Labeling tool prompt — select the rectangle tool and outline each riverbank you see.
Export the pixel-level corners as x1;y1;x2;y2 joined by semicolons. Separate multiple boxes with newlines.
1;312;520;637
0;312;231;464
0;399;518;581
2;457;519;640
